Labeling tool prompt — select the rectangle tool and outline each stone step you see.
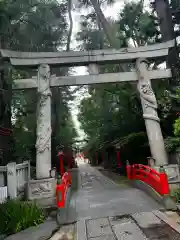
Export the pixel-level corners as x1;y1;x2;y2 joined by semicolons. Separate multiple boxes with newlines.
50;210;180;240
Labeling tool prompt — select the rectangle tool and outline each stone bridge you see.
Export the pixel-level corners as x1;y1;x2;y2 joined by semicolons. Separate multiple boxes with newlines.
52;162;180;240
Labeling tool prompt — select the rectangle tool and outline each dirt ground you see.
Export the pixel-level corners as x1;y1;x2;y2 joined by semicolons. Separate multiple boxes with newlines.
98;168;131;187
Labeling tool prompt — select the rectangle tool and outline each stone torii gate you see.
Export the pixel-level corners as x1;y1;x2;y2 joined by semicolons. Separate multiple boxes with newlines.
0;40;176;201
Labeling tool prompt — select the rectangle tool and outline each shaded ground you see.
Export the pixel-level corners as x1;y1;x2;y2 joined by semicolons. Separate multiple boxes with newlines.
98;167;130;186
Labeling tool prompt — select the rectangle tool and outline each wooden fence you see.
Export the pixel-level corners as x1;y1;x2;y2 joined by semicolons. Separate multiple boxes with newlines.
0;161;30;203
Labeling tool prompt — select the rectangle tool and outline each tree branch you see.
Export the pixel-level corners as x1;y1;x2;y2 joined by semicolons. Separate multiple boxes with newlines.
66;0;73;51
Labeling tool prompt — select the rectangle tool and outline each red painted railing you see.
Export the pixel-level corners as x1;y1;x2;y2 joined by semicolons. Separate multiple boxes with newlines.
117;151;122;168
56;171;72;208
126;164;170;195
56;151;73;208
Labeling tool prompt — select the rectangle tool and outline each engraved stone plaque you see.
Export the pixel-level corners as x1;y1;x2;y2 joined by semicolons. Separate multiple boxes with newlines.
154;164;180;183
27;178;56;200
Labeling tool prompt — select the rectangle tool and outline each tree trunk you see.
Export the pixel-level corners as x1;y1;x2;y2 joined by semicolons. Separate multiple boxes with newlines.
66;0;73;51
154;0;179;82
90;0;129;72
154;0;174;42
154;0;180;109
90;0;119;49
96;14;104;50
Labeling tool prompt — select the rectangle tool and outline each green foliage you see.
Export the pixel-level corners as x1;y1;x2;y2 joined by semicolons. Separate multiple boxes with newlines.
0;0;78;165
117;132;147;148
164;137;180;153
12;89;37;163
77;0;178;167
0;0;68;50
165;86;180;153
0;200;46;235
174;118;180;136
119;1;160;46
171;188;180;203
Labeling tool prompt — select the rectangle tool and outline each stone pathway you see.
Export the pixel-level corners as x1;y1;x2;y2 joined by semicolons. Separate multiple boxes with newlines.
65;163;162;223
50;211;180;240
51;163;180;239
76;211;180;240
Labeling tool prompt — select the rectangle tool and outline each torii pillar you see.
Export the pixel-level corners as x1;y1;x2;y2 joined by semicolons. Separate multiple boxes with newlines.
28;64;55;203
136;58;168;166
36;64;52;179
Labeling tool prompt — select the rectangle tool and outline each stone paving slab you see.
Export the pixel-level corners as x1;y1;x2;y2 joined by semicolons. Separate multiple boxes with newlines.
86;218;112;238
50;210;180;239
132;211;162;228
75;211;180;240
88;235;115;240
112;220;148;240
76;220;87;240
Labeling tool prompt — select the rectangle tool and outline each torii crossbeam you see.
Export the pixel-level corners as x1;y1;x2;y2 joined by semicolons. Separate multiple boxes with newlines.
1;40;174;66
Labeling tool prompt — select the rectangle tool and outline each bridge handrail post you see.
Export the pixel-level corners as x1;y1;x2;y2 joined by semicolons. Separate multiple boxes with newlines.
159;166;170;195
126;160;132;179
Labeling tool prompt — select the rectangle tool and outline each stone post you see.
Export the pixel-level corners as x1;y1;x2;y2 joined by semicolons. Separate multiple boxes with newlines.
88;64;99;75
96;152;98;165
36;64;52;179
7;162;17;199
136;58;168;166
115;144;122;168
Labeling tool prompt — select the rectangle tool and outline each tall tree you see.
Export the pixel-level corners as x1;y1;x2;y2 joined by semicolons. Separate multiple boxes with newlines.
66;0;73;51
152;0;180;118
0;0;78;165
77;0;175;166
77;0;120;48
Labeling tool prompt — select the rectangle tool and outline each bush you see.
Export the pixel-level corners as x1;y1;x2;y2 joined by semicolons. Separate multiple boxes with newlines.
174;118;180;137
164;136;180;153
0;200;46;235
171;188;180;203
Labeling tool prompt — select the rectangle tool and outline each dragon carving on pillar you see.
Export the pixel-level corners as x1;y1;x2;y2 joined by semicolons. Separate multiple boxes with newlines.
36;64;52;154
136;58;159;122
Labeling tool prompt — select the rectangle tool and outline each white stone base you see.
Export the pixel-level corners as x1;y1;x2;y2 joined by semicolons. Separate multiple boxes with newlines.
154;164;180;183
27;178;56;203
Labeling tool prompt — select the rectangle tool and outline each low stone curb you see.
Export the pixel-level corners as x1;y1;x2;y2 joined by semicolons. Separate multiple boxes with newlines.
56;186;72;225
0;235;6;240
153;210;180;233
4;219;58;240
176;204;180;215
49;223;75;240
131;179;177;210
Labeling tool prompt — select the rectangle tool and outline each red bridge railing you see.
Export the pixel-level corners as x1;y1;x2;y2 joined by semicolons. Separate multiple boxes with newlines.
56;171;72;208
126;164;170;195
56;152;73;208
